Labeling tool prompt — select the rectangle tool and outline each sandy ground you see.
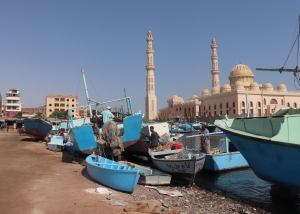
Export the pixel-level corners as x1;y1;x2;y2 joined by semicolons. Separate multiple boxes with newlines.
0;130;128;214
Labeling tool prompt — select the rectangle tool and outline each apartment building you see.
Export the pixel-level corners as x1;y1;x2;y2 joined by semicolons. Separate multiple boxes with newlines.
5;88;21;116
45;94;78;118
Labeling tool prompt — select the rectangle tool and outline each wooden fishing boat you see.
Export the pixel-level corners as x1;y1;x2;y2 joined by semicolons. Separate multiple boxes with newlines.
48;136;64;152
86;154;140;192
69;125;97;154
120;161;172;185
23;118;52;140
148;148;206;184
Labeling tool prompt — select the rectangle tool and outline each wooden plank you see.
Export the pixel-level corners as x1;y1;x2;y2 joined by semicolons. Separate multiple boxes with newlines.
125;200;161;213
256;67;300;72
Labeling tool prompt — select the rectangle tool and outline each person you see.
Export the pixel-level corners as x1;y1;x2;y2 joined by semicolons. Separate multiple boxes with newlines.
200;124;210;154
91;110;102;139
150;126;160;148
101;106;115;124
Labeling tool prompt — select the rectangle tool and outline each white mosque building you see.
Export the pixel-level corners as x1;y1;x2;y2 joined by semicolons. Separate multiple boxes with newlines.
158;38;300;119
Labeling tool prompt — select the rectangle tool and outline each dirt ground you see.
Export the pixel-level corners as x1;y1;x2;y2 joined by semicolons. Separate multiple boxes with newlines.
0;130;129;214
0;130;270;214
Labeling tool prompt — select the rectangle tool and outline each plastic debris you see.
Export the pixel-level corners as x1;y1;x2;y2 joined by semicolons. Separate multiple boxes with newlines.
145;186;183;197
95;187;112;195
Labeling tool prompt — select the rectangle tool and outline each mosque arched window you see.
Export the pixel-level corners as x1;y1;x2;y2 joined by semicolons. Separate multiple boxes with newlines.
214;105;216;110
294;103;297;108
264;99;266;105
220;103;222;109
281;99;284;105
258;102;261;107
209;105;211;110
287;102;290;107
250;102;253;107
242;101;245;107
233;102;236;107
270;99;278;104
226;103;229;108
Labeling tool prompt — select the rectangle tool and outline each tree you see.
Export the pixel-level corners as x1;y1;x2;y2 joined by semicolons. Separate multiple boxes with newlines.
14;112;22;119
49;110;68;119
33;112;43;119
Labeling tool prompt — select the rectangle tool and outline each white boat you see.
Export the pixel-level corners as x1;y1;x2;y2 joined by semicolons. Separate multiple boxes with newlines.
48;136;64;152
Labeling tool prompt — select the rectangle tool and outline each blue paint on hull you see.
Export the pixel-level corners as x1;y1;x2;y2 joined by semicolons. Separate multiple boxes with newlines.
23;118;52;139
222;131;300;190
69;125;97;153
203;152;249;171
86;155;140;192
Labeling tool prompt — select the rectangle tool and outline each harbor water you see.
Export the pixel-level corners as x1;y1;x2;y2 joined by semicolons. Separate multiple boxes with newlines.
181;132;300;213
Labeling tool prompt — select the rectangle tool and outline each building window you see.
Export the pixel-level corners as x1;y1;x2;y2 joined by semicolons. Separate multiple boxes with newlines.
270;99;278;104
250;109;253;115
49;109;52;112
250;102;253;107
49;104;52;106
258;102;261;107
226;103;229;108
281;99;284;105
233;109;236;114
233;102;235;107
214;105;216;110
264;98;266;105
204;106;205;111
67;99;69;101
220;111;222;115
72;99;74;102
209;105;211;110
220;104;222;109
242;101;245;107
294;103;297;108
72;105;74;107
287;102;290;107
55;98;59;102
214;111;216;115
226;110;229;114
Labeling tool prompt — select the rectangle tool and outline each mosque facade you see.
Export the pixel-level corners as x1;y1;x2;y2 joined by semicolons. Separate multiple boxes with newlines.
158;38;300;119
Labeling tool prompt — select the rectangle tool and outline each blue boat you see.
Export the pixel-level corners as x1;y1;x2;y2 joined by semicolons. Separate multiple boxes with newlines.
23;118;52;140
215;110;300;191
86;154;140;192
192;122;201;130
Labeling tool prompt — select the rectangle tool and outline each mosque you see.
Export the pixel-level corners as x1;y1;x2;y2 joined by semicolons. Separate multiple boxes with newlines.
158;37;300;119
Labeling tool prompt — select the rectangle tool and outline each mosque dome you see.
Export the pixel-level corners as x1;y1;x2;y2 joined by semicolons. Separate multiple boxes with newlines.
228;63;254;88
192;94;199;99
202;89;211;96
250;82;260;91
277;83;287;92
263;82;273;91
221;84;231;93
169;95;184;104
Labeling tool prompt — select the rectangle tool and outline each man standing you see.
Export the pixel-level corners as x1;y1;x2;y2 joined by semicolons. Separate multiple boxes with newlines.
101;106;115;124
200;124;210;154
150;126;160;148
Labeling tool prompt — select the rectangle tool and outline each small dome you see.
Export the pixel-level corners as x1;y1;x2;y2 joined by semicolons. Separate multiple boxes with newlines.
172;95;178;99
211;87;220;95
235;81;243;86
192;94;198;99
202;89;211;96
264;82;273;88
221;84;231;93
277;83;287;92
250;82;259;87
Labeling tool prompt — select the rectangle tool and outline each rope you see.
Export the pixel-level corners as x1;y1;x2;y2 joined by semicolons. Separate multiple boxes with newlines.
85;73;103;103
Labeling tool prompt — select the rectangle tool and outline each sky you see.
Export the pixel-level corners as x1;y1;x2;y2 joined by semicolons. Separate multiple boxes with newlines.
1;1;300;114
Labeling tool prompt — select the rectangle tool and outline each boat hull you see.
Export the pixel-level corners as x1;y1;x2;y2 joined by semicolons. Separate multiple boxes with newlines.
203;152;249;171
219;128;300;190
69;125;97;154
48;136;64;152
23;119;52;139
86;155;140;192
149;149;206;183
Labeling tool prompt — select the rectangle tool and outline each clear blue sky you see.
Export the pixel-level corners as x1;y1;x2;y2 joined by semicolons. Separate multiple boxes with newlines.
1;1;300;114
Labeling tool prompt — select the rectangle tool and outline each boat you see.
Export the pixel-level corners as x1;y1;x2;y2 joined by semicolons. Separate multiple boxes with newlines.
192;121;201;130
186;132;248;171
148;148;206;184
86;154;140;192
48;136;64;152
215;108;300;190
120;161;172;185
69;125;97;154
23;118;52;140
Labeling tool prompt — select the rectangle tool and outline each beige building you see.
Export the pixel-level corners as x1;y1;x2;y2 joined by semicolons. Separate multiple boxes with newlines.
45;94;78;118
159;38;300;119
145;30;158;120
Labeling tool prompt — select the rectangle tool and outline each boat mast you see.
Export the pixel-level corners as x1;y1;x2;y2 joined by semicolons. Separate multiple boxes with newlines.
81;69;92;117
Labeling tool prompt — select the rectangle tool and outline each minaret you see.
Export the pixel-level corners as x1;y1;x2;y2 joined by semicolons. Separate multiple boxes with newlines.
211;37;220;88
145;30;157;120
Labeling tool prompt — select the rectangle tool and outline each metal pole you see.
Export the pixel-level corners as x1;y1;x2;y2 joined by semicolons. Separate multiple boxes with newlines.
81;69;92;117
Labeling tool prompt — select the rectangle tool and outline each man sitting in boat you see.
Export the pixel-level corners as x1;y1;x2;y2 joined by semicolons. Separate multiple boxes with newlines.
200;124;210;154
